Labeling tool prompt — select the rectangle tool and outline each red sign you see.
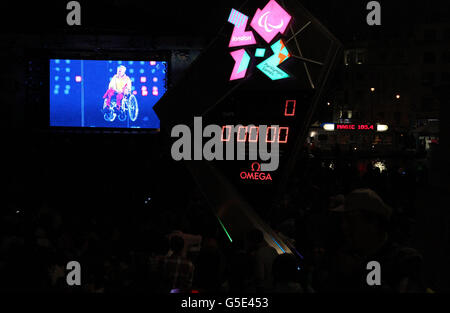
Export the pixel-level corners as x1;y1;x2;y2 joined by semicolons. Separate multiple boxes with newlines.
240;162;273;181
336;124;374;130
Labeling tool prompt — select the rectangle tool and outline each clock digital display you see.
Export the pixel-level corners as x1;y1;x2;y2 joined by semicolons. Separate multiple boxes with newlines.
155;0;342;243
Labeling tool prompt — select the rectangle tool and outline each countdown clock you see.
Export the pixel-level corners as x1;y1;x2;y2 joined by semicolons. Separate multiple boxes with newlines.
155;0;342;251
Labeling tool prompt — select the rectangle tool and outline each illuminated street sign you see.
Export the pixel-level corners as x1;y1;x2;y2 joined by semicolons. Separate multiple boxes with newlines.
336;124;374;130
322;124;389;132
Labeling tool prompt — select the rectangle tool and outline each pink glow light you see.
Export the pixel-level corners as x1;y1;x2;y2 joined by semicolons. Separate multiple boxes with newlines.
228;9;256;48
140;76;147;83
230;49;250;81
75;76;82;82
250;0;291;44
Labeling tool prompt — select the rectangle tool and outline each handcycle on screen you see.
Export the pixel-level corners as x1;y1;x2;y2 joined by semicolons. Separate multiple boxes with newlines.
102;88;139;122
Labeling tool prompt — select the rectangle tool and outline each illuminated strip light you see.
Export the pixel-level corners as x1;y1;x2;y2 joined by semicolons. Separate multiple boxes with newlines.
323;123;335;131
257;39;290;80
285;100;296;116
271;236;286;254
230;49;251;81
377;124;389;132
291;246;304;259
217;217;233;243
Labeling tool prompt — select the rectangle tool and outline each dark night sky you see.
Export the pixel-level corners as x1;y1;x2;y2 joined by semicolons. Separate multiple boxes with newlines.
2;1;450;42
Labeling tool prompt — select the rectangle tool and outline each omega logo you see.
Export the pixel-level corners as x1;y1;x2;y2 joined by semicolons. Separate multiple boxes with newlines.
240;162;273;181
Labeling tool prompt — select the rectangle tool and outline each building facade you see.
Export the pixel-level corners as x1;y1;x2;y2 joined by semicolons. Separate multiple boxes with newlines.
311;22;448;154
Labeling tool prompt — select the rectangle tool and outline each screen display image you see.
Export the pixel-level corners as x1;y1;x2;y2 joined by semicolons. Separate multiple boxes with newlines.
50;59;167;129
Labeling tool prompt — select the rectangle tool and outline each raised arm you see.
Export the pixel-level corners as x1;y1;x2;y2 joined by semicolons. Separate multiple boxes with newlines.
124;76;132;94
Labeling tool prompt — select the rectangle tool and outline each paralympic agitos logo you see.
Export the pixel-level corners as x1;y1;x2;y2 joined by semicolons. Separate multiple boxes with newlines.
227;0;292;81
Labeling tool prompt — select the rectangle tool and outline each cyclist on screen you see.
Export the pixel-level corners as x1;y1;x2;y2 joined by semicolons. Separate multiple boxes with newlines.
103;65;132;111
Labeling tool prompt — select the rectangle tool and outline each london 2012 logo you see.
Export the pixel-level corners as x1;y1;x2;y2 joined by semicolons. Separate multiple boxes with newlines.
227;0;292;81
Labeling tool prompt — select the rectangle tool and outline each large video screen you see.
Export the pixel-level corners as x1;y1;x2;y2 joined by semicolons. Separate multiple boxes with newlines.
50;59;167;129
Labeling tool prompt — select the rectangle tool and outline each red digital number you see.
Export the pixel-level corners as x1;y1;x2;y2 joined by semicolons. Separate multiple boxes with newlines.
237;126;248;142
248;126;259;143
221;126;232;142
278;127;289;143
285;100;296;116
266;127;277;143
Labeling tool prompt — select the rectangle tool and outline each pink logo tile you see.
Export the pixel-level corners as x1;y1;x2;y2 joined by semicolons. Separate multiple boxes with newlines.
228;8;256;47
250;0;291;43
229;49;251;81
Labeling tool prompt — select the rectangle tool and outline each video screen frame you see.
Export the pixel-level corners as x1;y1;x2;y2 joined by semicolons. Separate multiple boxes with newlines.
26;50;172;134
